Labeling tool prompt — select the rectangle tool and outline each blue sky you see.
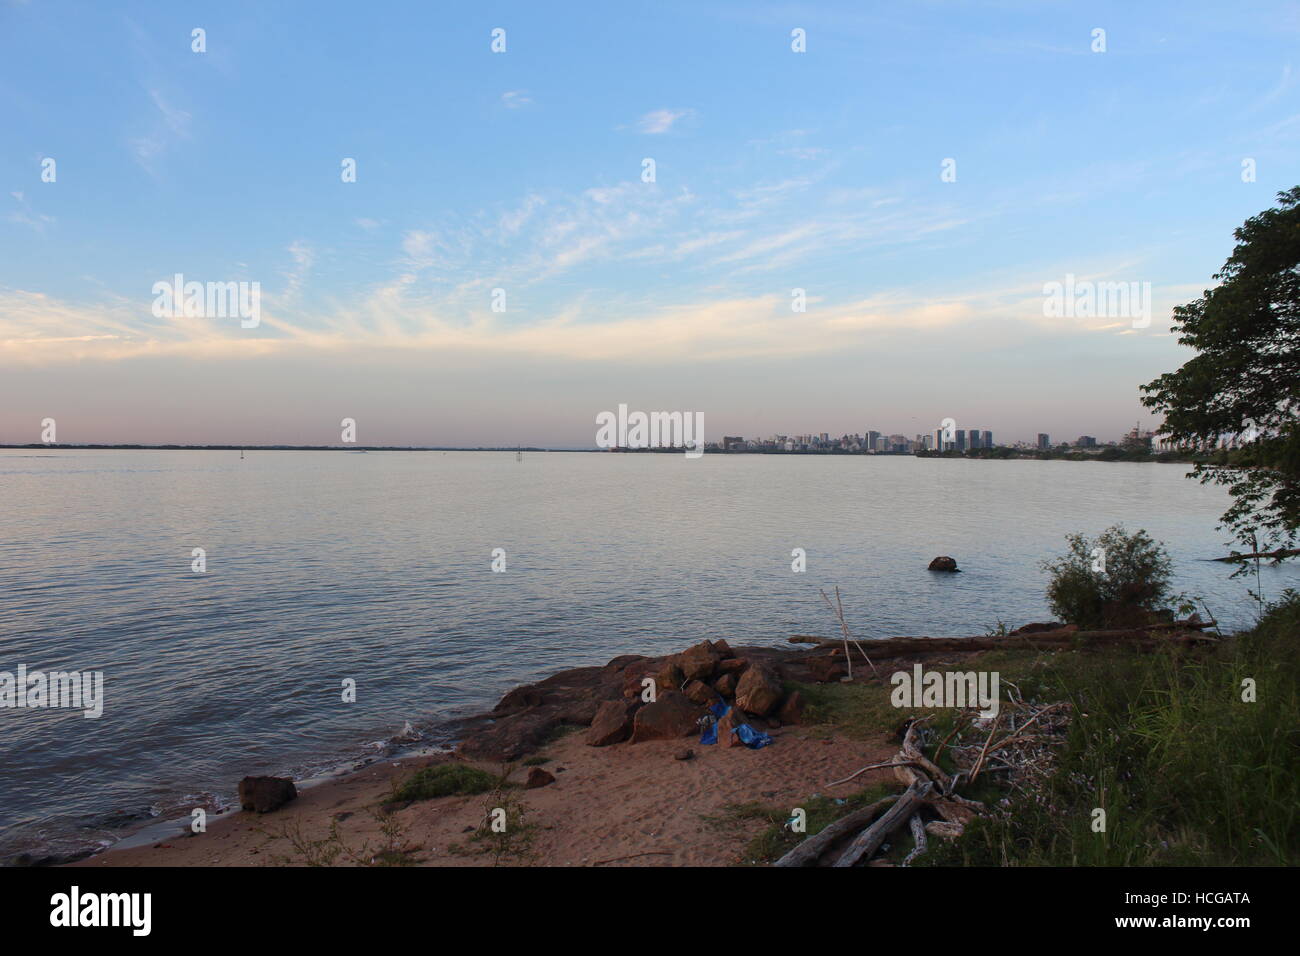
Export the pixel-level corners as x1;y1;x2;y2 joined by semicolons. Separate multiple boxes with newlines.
2;0;1297;446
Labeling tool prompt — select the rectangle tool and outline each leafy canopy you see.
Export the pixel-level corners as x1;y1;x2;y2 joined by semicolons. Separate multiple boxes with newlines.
1141;186;1300;551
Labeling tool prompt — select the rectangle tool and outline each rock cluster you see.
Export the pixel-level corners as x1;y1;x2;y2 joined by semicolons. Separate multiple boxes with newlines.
596;639;805;749
454;641;825;762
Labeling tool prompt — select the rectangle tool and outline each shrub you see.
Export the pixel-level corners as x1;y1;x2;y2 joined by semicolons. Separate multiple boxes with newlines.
390;763;499;802
1042;525;1174;628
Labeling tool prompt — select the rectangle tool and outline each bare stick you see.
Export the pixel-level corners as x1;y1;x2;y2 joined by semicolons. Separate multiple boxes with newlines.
819;587;878;678
826;760;926;788
902;813;928;866
969;713;1001;783
593;850;672;866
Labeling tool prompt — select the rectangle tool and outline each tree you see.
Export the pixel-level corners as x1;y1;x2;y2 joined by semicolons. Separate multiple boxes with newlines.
1141;186;1300;553
1042;526;1174;629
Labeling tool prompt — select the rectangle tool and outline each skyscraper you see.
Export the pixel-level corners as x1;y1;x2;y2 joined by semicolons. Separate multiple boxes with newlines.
983;430;993;447
1037;433;1050;450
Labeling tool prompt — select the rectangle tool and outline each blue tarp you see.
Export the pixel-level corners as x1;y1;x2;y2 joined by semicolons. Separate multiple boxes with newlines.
699;702;773;749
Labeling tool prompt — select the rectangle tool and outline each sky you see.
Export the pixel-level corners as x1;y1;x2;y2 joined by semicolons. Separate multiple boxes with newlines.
1;0;1298;447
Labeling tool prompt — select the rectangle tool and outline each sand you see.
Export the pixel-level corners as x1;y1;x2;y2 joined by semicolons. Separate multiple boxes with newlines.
70;726;897;868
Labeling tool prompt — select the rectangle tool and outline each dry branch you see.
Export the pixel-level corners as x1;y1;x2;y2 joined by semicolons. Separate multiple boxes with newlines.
772;796;897;868
833;780;932;868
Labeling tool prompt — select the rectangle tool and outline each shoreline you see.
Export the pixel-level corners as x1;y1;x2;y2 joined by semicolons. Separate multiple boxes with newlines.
62;640;866;867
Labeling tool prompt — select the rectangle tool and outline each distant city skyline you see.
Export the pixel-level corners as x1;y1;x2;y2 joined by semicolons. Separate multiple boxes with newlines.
3;2;1297;445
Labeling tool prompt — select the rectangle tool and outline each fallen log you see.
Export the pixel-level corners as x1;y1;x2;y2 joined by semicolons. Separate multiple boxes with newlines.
790;621;1215;658
833;780;933;868
1212;548;1299;563
773;795;898;868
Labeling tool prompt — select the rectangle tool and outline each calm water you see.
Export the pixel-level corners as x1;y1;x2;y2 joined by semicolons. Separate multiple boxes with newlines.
2;449;1294;859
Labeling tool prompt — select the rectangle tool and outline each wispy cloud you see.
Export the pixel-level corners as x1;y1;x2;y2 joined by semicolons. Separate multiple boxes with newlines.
636;108;694;134
129;89;191;174
501;90;533;109
7;190;53;233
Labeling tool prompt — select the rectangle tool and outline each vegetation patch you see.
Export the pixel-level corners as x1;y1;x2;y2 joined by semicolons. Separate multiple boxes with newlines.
390;763;500;802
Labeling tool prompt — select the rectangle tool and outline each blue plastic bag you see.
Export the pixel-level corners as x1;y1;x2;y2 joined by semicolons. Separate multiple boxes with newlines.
699;704;773;749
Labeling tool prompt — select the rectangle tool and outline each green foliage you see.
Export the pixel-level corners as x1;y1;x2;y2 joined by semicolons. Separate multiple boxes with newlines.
1041;525;1174;629
922;592;1300;866
1141;186;1300;554
390;763;500;802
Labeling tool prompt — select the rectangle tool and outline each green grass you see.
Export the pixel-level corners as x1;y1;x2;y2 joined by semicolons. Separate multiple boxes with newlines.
919;592;1300;866
390;763;501;802
705;783;902;865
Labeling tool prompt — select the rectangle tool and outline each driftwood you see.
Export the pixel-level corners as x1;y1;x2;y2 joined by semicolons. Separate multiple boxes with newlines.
902;814;928;866
833;780;932;867
1212;547;1299;563
772;796;897;867
790;618;1216;659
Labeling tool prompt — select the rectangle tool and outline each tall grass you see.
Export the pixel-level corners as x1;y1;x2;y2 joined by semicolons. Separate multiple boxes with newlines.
925;592;1300;866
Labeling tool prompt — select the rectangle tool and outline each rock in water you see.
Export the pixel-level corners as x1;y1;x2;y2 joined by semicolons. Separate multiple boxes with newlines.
928;556;960;572
238;776;297;813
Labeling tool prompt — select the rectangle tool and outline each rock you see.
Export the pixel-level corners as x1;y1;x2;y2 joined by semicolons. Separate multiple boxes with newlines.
713;639;736;659
683;679;716;705
777;690;806;725
713;672;738;698
673;640;722;681
809;656;846;683
734;664;783;716
654;662;687;696
586;699;635;747
525;767;556;789
719;658;748;674
716;706;750;748
459;706;566;762
494;685;546;713
928;556;960;572
238;776;297;814
629;692;706;743
674;748;694;761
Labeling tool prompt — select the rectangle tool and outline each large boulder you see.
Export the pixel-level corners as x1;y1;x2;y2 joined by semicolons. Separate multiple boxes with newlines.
713;672;738;698
629;692;706;743
238;776;297;813
673;641;722;681
734;664;783;716
928;556;960;572
586;699;635;747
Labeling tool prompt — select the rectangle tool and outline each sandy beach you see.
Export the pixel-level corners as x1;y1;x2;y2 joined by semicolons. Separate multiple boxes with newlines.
71;726;895;867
